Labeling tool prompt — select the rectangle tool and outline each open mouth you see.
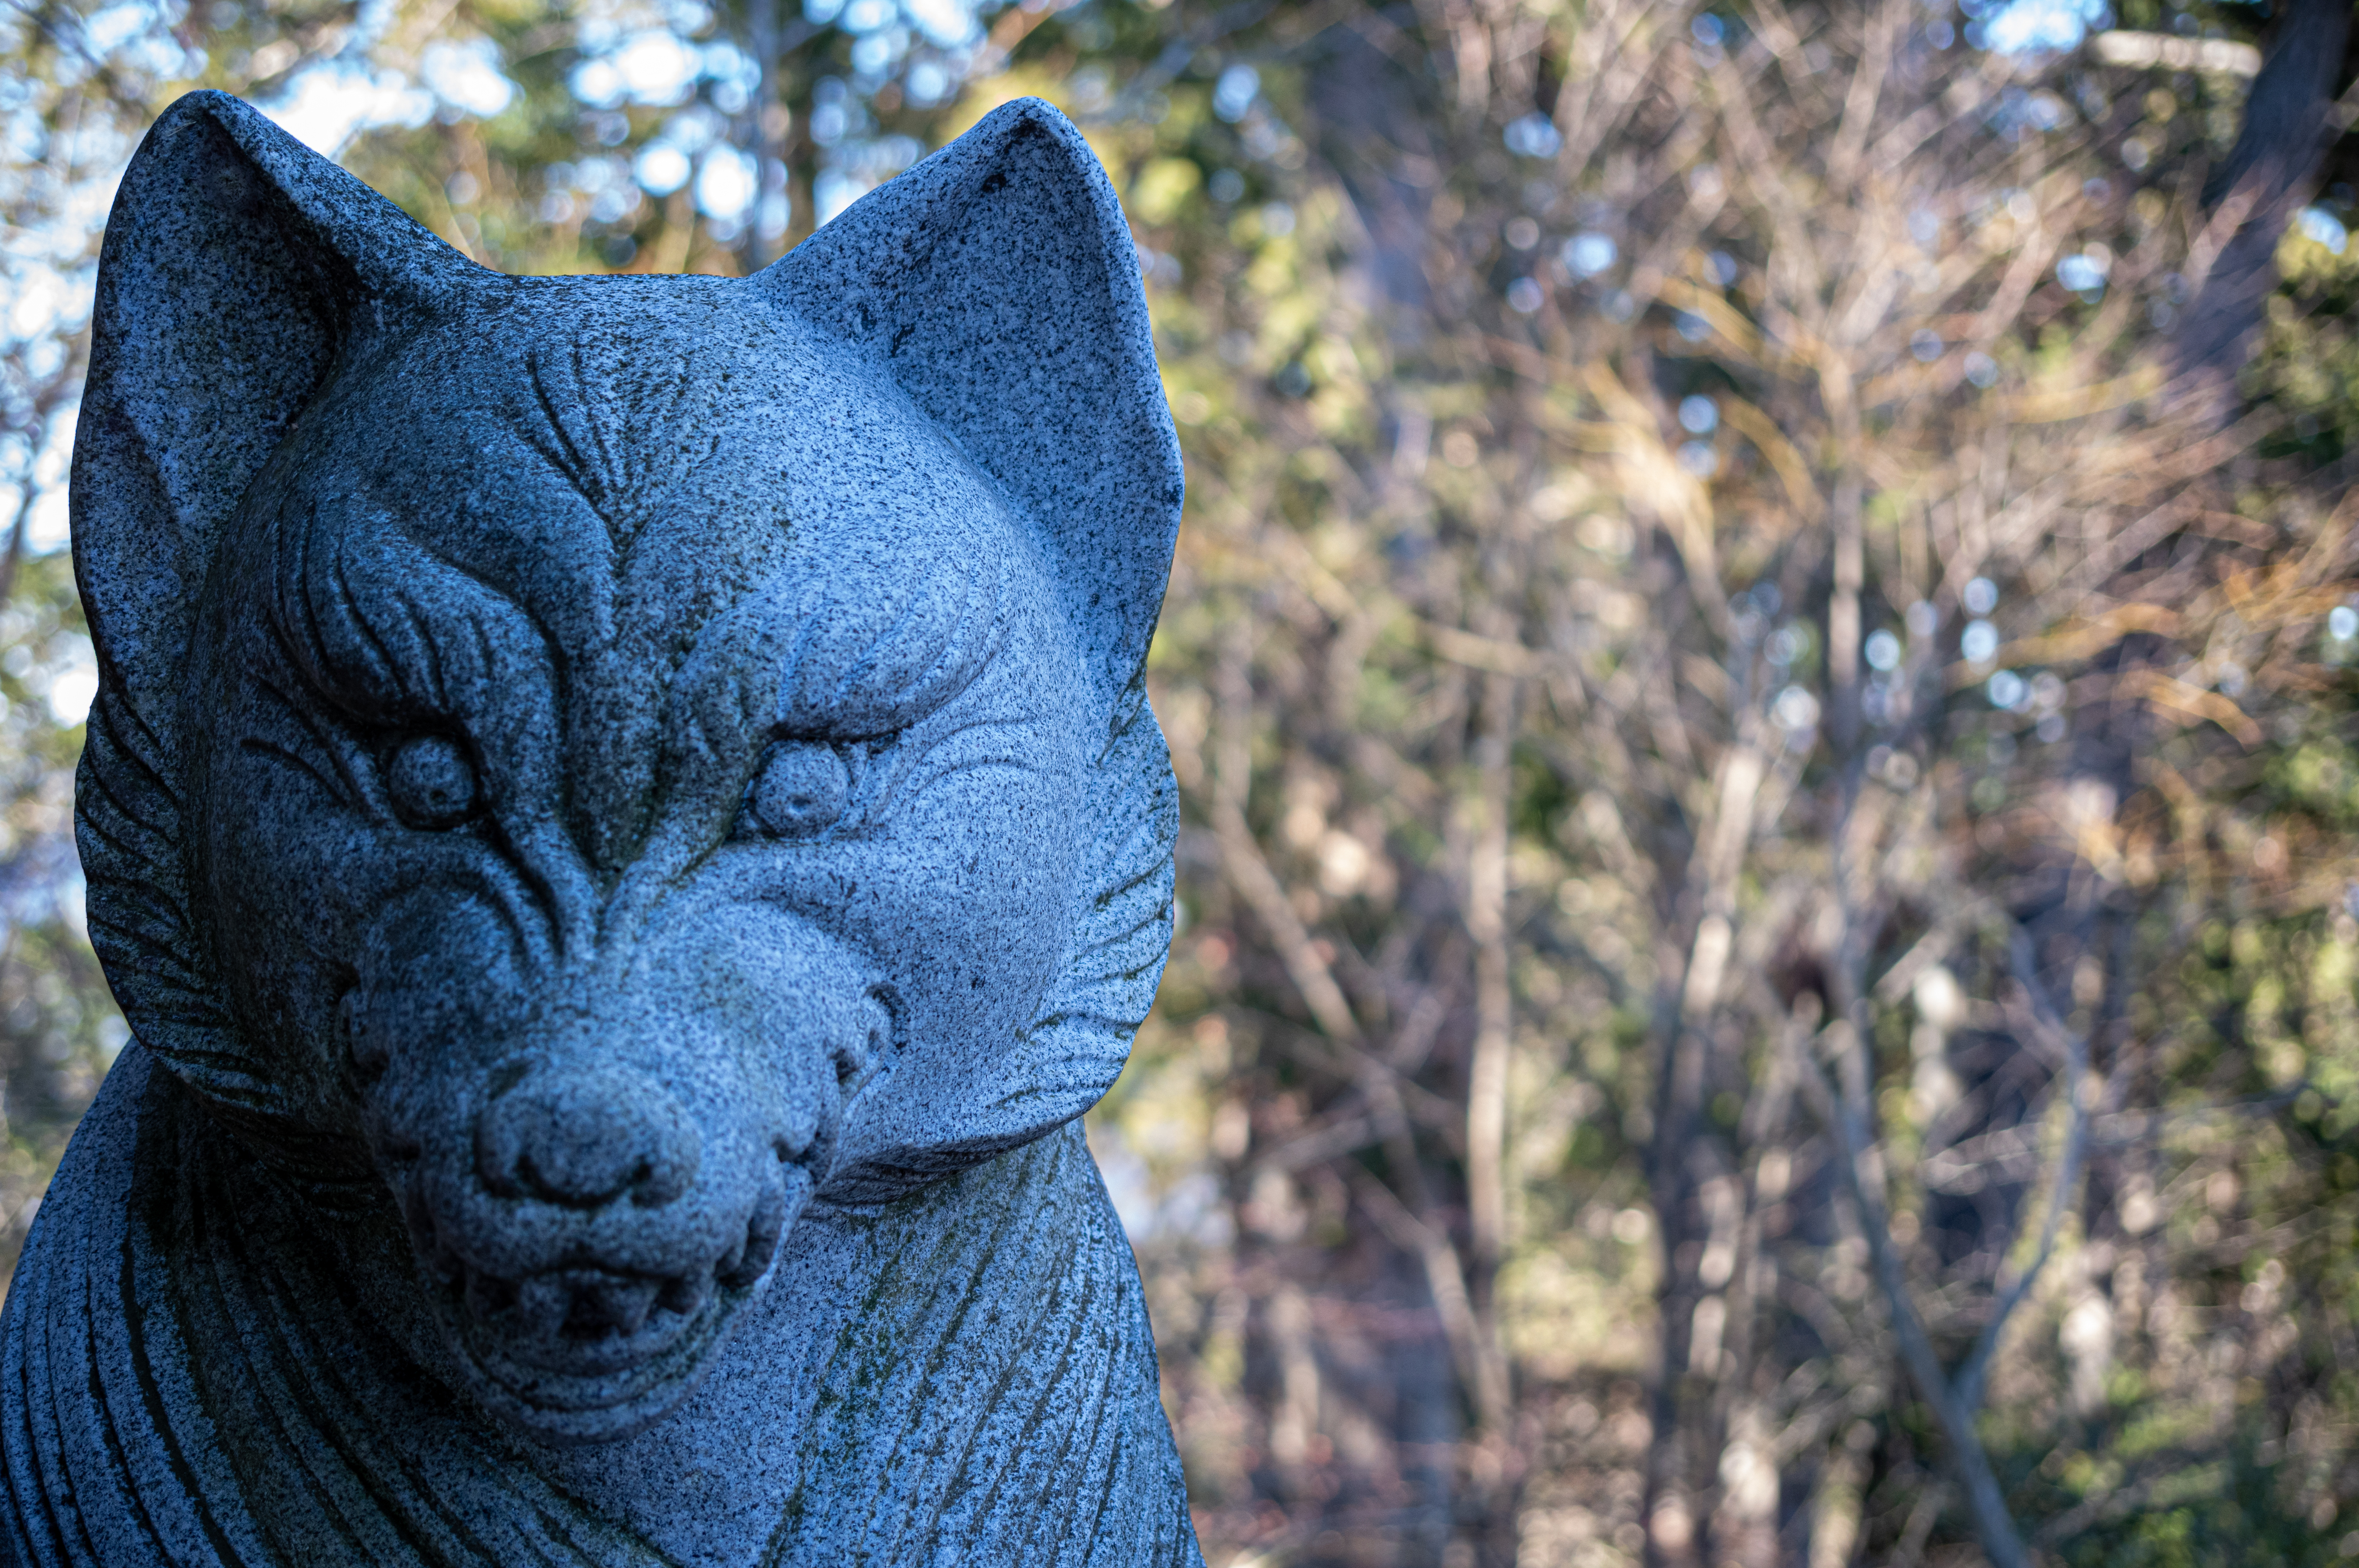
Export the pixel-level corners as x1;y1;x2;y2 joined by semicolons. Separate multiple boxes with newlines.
445;1272;744;1442
424;1180;798;1444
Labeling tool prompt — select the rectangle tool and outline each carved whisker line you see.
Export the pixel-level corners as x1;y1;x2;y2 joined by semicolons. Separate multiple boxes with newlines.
87;677;186;809
433;851;561;977
882;712;1046;812
1082;858;1169;916
509;821;604;967
389;582;452;714
1083;844;1175;917
235;738;345;800
1027;1004;1145;1039
898;755;1042;809
1094;670;1155;766
75;739;184;852
245;673;379;816
523;350;595;504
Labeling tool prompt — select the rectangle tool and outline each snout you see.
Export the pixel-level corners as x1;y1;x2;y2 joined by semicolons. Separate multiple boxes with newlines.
344;909;887;1443
431;1063;795;1381
380;1047;823;1442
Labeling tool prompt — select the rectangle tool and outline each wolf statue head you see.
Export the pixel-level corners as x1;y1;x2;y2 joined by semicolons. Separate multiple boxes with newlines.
66;89;1181;1458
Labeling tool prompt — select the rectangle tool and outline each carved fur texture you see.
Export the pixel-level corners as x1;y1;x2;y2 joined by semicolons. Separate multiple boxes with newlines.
0;90;1198;1566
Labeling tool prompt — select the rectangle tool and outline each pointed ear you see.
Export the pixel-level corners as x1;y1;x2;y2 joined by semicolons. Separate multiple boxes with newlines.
756;98;1183;718
77;90;470;729
74;91;471;1121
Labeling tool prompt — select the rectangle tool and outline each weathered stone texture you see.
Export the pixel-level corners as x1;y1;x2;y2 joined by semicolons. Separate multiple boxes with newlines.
0;88;1197;1566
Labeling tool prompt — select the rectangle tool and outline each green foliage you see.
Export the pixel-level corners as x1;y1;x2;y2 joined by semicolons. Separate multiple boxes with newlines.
0;552;118;1276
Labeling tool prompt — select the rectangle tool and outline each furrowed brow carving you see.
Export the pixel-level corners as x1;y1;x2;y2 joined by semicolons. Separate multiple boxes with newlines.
518;338;730;555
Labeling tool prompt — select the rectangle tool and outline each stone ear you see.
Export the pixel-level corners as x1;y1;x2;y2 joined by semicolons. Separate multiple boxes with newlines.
76;91;467;736
756;98;1184;717
74;91;468;1119
767;102;1184;1197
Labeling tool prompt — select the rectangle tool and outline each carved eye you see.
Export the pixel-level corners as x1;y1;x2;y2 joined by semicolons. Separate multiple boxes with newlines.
745;741;851;838
386;734;481;829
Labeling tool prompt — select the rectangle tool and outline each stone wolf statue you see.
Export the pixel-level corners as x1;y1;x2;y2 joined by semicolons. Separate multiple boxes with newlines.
0;89;1198;1567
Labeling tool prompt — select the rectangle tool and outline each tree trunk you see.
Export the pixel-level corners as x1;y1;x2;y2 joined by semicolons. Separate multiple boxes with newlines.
2170;0;2353;422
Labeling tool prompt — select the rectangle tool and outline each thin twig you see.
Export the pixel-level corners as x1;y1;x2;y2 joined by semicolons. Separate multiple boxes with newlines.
1797;1031;2035;1568
1953;926;2091;1413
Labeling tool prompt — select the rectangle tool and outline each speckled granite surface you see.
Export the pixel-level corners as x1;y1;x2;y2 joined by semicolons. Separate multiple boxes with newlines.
0;89;1198;1565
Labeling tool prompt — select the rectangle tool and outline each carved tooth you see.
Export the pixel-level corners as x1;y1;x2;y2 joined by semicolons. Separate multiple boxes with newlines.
719;1192;786;1290
611;1278;659;1336
516;1274;574;1341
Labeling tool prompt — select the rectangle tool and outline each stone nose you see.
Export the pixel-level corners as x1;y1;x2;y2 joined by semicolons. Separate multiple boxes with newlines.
475;1066;702;1209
